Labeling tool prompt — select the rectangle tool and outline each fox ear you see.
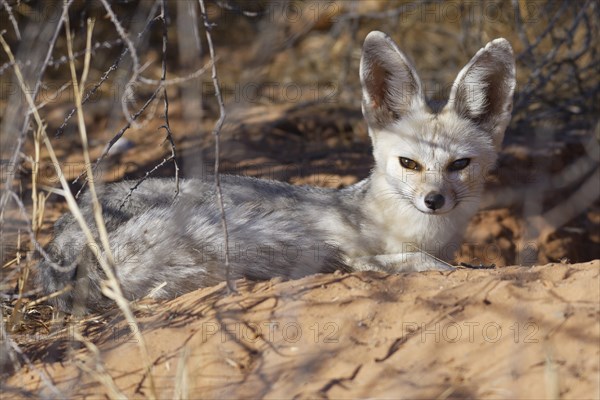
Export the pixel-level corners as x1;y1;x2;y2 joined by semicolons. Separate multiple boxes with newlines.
446;38;516;150
360;31;425;129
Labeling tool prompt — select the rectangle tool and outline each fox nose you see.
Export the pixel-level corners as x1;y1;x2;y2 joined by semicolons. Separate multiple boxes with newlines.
424;192;445;210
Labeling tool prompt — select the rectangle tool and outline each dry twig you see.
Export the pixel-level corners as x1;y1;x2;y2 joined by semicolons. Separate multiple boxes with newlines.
198;0;235;292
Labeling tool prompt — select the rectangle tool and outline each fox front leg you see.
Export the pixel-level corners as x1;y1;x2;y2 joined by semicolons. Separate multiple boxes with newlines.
347;252;454;273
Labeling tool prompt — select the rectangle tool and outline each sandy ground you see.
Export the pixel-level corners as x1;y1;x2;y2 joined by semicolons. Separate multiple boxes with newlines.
1;100;599;399
5;261;599;399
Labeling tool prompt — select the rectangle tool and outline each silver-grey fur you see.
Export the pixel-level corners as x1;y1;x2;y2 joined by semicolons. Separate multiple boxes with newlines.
37;31;515;313
39;177;360;312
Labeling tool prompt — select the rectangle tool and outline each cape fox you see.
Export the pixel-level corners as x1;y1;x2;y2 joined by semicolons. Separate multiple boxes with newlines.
38;31;515;313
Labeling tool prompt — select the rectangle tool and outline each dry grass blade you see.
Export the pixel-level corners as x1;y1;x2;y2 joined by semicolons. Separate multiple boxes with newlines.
174;345;190;399
63;12;157;398
64;15;115;267
73;329;127;400
0;0;72;217
24;284;72;309
1;17;157;398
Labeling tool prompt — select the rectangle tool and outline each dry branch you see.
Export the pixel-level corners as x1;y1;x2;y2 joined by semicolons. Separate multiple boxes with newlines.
198;0;235;293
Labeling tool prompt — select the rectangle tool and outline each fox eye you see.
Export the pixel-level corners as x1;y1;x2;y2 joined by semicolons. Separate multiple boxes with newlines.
448;158;470;171
399;157;421;171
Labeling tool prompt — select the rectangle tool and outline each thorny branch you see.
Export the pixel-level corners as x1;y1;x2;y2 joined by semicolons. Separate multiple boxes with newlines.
56;47;129;138
159;0;180;199
1;0;20;40
0;38;124;77
69;4;212;202
118;0;180;208
98;0;141;128
198;0;235;293
74;87;161;198
512;0;598;131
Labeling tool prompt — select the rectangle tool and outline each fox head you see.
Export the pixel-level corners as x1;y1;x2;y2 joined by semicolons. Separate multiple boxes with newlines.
360;31;515;216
